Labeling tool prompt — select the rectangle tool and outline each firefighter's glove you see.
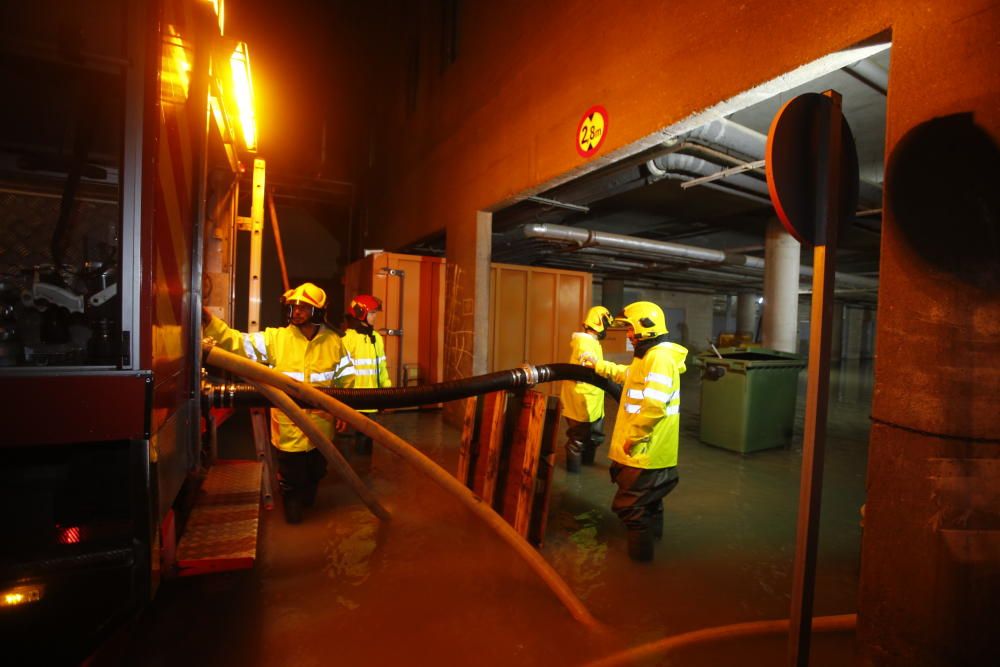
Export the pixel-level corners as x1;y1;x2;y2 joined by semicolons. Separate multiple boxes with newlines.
578;352;597;368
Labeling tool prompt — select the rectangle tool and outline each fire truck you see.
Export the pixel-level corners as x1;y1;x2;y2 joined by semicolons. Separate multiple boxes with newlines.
0;0;264;660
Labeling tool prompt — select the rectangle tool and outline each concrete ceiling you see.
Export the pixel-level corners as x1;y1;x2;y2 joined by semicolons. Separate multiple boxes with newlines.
408;51;890;304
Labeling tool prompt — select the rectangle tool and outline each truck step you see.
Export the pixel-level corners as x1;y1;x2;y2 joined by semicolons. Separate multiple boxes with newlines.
176;460;263;576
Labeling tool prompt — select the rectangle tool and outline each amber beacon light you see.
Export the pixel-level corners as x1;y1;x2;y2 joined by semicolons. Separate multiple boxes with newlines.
230;42;257;152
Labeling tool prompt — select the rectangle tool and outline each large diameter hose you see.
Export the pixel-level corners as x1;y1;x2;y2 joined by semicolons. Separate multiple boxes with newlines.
205;362;622;410
249;379;390;521
203;343;602;630
584;613;857;666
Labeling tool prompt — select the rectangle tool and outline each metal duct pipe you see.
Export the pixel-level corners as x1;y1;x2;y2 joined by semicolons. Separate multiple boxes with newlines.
844;60;889;95
647;153;771;198
674;117;882;208
523;222;766;269
521;223;879;290
680;118;768;161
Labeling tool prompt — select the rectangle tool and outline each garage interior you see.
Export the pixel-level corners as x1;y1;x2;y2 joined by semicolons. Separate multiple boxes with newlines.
123;45;891;666
2;0;997;664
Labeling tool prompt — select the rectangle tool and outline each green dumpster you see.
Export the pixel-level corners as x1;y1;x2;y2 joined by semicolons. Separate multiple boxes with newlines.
697;347;806;453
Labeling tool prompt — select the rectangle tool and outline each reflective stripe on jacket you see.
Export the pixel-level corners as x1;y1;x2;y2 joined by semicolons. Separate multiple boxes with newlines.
559;331;605;423
342;328;391;413
595;341;688;469
205;318;355;452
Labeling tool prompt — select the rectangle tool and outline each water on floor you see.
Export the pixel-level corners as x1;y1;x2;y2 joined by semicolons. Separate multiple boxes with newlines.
118;360;873;666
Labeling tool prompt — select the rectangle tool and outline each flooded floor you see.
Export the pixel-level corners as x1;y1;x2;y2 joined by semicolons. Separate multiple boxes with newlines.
119;361;873;666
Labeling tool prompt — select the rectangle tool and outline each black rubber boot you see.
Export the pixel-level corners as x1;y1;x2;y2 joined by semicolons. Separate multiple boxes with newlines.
566;451;582;473
283;494;303;525
301;483;318;508
651;513;663;541
627;529;654;562
354;436;373;456
581;446;597;466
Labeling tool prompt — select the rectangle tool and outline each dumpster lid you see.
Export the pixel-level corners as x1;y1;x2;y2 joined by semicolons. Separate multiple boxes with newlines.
698;347;806;368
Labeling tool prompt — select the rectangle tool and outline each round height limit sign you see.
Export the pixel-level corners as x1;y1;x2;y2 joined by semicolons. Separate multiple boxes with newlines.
576;105;608;157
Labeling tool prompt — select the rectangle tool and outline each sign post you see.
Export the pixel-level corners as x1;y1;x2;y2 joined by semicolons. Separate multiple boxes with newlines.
765;90;859;667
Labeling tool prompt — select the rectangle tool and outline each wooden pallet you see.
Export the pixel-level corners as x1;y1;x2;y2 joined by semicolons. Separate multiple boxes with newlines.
457;390;561;545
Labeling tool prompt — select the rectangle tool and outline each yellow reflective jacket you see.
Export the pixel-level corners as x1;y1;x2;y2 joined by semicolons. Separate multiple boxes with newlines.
205;318;355;452
559;332;605;422
342;327;391;413
595;341;688;469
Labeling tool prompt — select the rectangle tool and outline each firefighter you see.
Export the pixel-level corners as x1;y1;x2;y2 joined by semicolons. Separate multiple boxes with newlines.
342;294;391;456
559;305;611;472
581;301;688;562
202;282;355;524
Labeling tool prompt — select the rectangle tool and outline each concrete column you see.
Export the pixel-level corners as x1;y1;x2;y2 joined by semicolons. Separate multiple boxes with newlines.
736;291;757;338
844;306;864;360
860;307;876;359
603;278;625;315
722;294;735;332
443;211;491;423
830;300;845;362
761;218;800;353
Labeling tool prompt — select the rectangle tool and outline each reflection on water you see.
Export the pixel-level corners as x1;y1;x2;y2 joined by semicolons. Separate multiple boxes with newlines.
323;507;379;608
550;509;608;599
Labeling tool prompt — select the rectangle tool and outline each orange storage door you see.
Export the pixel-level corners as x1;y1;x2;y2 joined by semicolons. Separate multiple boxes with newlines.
344;252;445;389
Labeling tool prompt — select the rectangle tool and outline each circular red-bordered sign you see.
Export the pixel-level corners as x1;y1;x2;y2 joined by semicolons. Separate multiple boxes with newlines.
576;105;608;157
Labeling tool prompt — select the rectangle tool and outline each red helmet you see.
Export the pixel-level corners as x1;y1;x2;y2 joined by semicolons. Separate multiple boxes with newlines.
349;294;381;320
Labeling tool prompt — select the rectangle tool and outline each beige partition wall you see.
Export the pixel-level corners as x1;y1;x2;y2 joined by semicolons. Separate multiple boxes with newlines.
489;263;592;396
345;256;593;397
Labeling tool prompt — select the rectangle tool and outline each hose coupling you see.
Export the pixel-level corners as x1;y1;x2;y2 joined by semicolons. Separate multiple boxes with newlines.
519;363;539;386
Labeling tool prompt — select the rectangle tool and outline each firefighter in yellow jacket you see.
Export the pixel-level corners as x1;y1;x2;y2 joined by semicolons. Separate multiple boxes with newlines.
559;306;612;472
582;301;688;561
202;282;355;524
342;294;391;456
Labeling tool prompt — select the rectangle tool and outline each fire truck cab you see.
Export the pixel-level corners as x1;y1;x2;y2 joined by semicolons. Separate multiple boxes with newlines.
0;0;259;660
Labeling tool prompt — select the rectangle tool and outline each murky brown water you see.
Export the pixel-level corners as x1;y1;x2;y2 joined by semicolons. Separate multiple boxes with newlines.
120;362;871;666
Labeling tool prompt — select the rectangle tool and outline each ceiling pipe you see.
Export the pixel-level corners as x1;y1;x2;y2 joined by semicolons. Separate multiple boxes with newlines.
647;153;772;200
678;117;768;161
520;223;879;290
670;117;883;208
524;222;766;268
843;60;889;96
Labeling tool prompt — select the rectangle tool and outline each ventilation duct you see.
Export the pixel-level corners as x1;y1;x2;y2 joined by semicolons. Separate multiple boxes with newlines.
519;223;878;291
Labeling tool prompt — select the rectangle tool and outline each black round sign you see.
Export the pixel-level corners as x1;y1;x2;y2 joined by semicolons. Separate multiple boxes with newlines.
765;93;860;246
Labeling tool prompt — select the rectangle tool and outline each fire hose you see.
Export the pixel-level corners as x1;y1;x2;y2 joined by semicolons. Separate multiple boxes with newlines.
202;362;621;410
202;343;603;630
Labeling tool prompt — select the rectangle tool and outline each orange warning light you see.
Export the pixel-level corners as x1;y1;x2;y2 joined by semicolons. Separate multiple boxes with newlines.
230;42;257;152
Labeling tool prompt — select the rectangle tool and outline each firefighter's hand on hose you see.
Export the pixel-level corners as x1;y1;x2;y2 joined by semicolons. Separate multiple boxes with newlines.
578;352;597;368
335;419;348;433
